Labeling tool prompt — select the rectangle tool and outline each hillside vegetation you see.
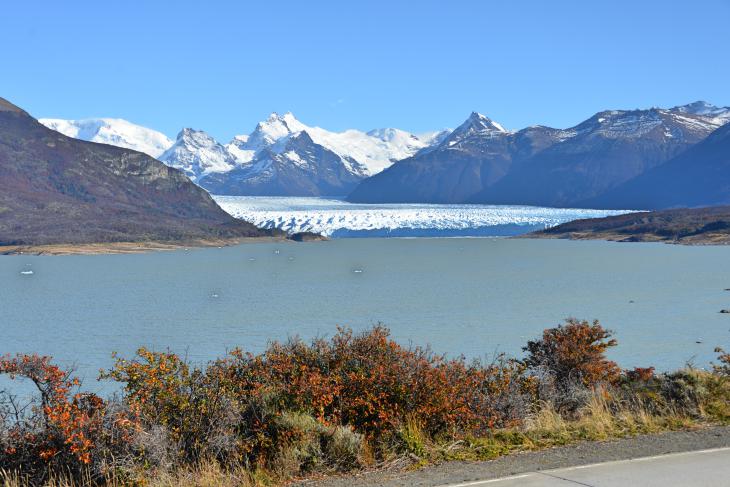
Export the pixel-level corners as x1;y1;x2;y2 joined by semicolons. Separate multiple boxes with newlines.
532;206;730;244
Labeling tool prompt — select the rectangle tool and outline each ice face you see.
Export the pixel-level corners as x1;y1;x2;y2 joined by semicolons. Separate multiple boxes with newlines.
214;196;635;237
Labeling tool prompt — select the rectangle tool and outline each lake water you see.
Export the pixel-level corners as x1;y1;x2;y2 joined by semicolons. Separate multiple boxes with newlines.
2;238;730;396
214;196;632;237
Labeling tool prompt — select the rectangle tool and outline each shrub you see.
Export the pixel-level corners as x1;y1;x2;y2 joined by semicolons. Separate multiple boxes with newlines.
625;367;656;382
2;323;727;485
714;348;730;377
0;354;107;482
522;319;620;393
216;326;523;442
100;348;243;467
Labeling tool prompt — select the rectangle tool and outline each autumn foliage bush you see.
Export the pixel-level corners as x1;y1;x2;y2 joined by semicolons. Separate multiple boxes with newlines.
0;354;109;482
522;318;620;390
213;326;528;440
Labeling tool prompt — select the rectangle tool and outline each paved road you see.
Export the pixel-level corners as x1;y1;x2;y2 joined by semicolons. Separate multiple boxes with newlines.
438;447;730;487
301;427;730;487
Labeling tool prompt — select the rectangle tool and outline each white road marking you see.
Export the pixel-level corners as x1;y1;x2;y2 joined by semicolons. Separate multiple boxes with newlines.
436;447;730;487
549;446;730;472
437;474;533;487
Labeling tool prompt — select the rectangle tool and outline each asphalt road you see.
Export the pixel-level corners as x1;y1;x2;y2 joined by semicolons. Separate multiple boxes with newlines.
300;426;730;487
437;447;730;486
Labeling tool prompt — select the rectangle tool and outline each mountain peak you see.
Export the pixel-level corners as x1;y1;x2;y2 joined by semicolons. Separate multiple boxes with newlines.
465;112;507;133
254;111;307;143
441;112;508;147
161;128;235;180
177;127;211;141
670;101;729;117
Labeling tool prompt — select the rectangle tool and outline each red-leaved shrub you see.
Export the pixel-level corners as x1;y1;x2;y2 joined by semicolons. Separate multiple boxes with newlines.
522;319;620;389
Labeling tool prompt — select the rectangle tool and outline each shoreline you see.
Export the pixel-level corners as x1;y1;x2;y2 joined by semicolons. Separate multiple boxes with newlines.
523;231;730;246
0;236;289;256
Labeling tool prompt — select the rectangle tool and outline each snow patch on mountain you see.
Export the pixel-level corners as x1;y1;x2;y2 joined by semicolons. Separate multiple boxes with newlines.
39;118;173;158
671;101;730;122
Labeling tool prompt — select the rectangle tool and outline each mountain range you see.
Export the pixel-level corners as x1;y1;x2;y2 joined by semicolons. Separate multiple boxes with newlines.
41;113;448;197
349;102;730;207
1;98;273;246
40;101;730;209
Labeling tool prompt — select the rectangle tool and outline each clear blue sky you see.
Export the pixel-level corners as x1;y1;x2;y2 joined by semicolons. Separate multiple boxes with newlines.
2;0;728;141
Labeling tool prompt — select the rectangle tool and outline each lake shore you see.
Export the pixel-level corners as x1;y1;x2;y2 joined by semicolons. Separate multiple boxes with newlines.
0;236;288;256
524;231;730;245
525;206;730;245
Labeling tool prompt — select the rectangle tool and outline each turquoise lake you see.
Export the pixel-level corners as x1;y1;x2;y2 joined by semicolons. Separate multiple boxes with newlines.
2;238;730;394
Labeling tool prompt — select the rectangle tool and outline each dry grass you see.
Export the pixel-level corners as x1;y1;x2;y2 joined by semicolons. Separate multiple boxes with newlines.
0;462;263;487
427;387;702;464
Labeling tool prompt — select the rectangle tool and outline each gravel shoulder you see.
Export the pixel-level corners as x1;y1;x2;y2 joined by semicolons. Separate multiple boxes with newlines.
295;426;730;487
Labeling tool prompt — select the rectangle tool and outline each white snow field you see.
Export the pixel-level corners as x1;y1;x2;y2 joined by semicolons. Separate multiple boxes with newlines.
214;196;635;237
39;118;173;158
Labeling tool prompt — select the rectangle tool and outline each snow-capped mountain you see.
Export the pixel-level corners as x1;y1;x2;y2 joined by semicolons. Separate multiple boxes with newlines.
349;102;730;206
349;111;548;204
39;101;730;204
203;131;367;196
441;112;509;147
228;112;447;176
41;111;446;197
158;128;237;181
201;112;448;196
475;106;728;207
38;118;173;158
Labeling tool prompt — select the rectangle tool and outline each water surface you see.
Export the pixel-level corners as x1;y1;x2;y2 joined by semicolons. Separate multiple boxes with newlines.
2;238;729;394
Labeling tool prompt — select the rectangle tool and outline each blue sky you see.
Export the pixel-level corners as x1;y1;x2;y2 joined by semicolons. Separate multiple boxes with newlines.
2;1;728;141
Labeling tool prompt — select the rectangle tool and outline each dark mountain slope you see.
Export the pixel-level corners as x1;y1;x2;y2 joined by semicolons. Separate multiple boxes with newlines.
347;113;564;203
475;109;719;207
0;97;272;245
349;104;727;207
584;123;730;209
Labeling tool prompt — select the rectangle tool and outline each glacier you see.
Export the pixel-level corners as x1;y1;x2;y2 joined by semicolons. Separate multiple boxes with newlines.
214;196;636;237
